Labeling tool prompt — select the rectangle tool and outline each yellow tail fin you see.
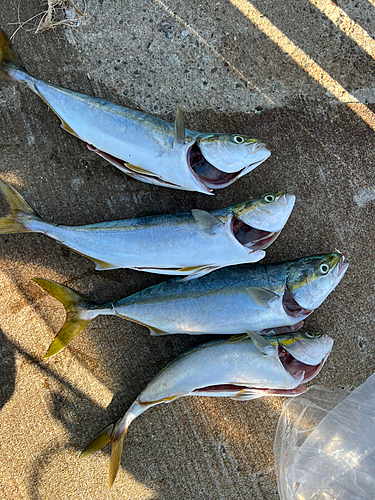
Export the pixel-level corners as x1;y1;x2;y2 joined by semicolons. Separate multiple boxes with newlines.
0;29;25;80
0;179;39;234
80;419;127;489
34;278;96;358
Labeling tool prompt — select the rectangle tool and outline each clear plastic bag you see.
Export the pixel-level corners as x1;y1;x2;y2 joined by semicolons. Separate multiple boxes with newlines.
274;374;375;500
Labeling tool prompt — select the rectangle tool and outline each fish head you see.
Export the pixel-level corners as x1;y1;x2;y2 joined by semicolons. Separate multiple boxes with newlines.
188;133;270;189
229;192;295;250
284;253;348;316
277;332;333;384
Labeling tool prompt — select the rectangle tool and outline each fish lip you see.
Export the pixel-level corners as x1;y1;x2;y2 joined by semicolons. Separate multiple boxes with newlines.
187;142;270;190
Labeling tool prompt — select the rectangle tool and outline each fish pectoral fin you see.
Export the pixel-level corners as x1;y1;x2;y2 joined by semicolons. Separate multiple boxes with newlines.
178;265;220;281
124;162;156;176
246;287;280;307
228;334;249;342
231;389;267;401
148;325;170;336
245;330;274;355
173;105;185;146
191;209;223;234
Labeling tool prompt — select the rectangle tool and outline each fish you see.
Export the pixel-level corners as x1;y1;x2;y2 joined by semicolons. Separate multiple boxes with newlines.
34;253;348;357
0;179;295;279
0;29;270;194
79;331;333;487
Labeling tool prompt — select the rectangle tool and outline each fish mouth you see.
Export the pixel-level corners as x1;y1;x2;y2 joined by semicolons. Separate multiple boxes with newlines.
279;344;329;383
282;289;313;319
231;217;280;250
187;142;266;189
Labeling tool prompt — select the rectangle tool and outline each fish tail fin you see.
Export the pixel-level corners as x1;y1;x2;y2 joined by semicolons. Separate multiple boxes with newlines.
33;278;96;358
80;419;128;489
0;29;26;81
80;403;142;488
0;179;41;234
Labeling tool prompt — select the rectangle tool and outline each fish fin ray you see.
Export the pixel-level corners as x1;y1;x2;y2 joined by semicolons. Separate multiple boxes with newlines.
191;209;223;233
33;278;96;357
0;179;40;234
246;287;279;307
173;105;185;146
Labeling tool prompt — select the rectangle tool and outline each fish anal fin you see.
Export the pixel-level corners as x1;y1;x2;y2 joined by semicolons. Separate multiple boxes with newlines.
191;209;223;234
60;120;79;138
90;257;121;271
148;325;170;336
231;387;308;401
246;287;280;307
173;105;185;146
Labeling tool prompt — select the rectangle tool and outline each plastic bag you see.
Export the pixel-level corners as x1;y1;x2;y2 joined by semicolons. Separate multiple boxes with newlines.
274;373;375;500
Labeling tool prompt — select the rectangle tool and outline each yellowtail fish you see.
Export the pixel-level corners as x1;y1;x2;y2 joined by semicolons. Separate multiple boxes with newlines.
0;179;294;279
0;30;270;194
80;332;333;487
34;253;348;357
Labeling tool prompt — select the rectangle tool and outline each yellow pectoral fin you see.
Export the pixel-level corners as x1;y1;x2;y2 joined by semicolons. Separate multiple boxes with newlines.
124;162;156;176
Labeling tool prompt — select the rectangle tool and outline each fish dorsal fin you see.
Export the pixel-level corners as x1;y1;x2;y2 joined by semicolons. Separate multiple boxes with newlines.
191;209;223;234
245;330;274;355
246;287;279;307
174;106;185;147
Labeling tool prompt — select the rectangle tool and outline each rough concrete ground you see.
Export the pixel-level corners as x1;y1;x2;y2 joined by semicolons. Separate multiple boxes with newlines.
0;0;374;498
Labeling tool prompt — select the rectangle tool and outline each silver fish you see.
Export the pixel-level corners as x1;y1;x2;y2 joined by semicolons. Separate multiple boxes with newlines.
80;332;333;487
0;30;270;194
0;179;295;279
34;253;348;357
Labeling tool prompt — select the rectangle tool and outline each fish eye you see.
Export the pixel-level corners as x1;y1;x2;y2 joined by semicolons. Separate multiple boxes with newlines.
320;263;330;274
233;135;245;144
304;332;315;339
264;194;275;203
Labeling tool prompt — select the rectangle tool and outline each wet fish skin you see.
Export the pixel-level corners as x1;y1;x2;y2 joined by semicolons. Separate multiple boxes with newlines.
0;29;270;194
0;179;295;278
79;333;333;487
34;253;348;358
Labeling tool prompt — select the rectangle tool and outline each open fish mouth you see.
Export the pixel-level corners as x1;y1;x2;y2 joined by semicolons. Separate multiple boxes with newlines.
188;142;267;189
231;217;280;250
278;344;328;383
282;289;313;320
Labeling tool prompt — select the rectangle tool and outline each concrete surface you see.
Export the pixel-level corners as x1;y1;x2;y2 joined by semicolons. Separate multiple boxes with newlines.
0;0;375;498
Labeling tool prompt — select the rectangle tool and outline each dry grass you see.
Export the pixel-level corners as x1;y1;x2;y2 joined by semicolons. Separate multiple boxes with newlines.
10;0;87;38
